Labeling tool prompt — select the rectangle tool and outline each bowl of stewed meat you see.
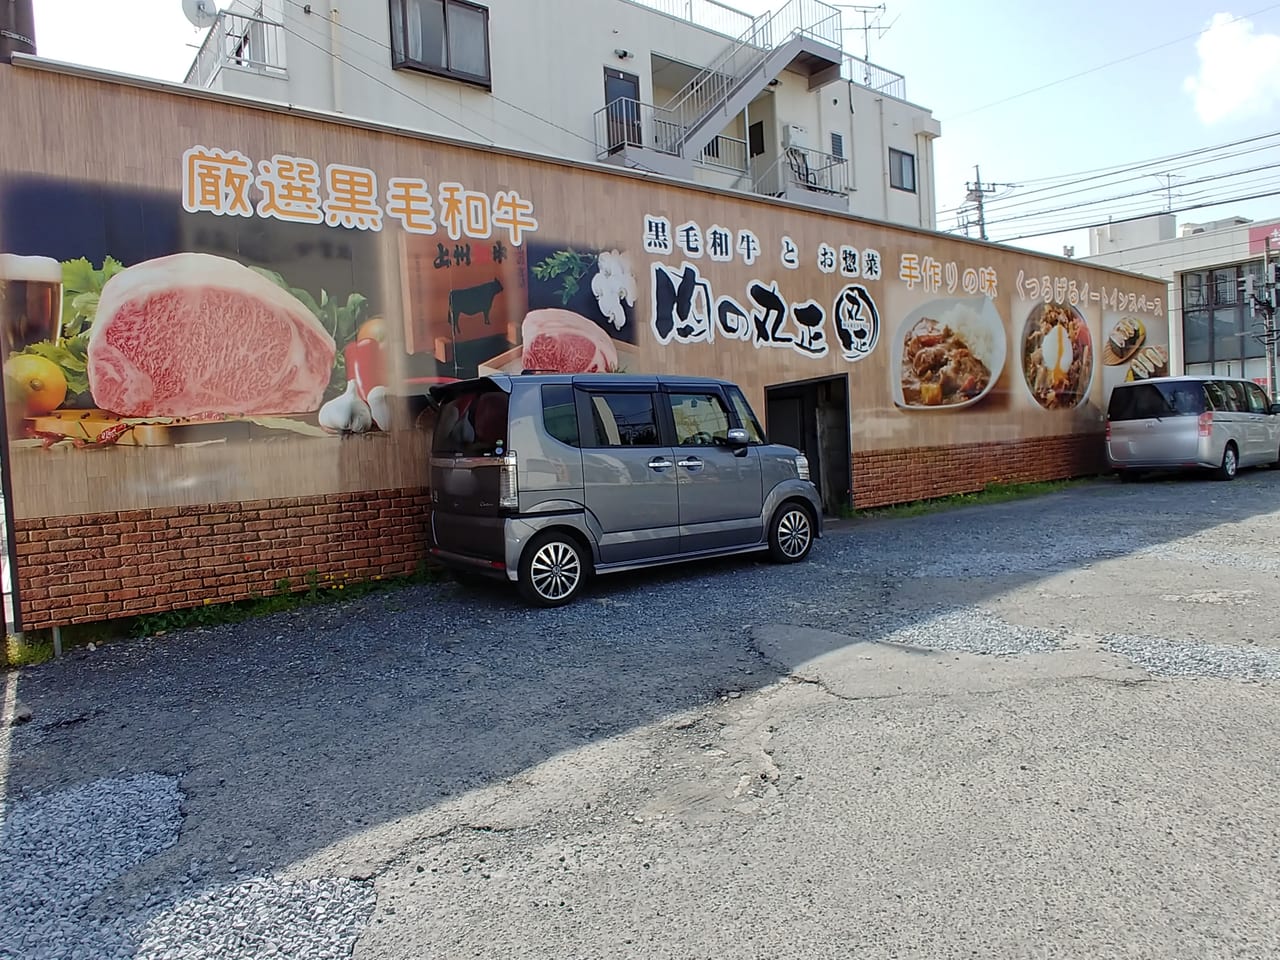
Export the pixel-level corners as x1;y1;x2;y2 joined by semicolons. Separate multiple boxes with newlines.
893;297;1007;411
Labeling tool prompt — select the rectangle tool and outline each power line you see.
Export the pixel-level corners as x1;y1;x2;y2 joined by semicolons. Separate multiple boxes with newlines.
994;188;1280;242
936;131;1280;217
988;176;1280;239
981;161;1280;231
1090;235;1272;274
971;139;1280;217
941;4;1280;122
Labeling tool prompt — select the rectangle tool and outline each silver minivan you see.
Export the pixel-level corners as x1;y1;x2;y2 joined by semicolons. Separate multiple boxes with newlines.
427;374;823;606
1106;375;1280;481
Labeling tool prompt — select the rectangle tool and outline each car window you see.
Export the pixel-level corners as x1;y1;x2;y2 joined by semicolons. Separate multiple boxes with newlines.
1108;384;1169;421
1245;382;1270;413
1203;381;1229;411
725;385;765;443
541;384;579;447
584;391;661;447
1220;381;1247;412
433;387;509;456
668;392;731;446
1153;382;1206;416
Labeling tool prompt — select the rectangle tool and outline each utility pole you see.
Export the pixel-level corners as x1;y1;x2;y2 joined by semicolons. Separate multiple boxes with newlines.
0;0;37;61
966;165;997;242
1154;173;1183;212
1244;237;1280;401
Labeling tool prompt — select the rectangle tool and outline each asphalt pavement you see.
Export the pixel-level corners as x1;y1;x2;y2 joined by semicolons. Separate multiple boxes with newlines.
4;468;1280;959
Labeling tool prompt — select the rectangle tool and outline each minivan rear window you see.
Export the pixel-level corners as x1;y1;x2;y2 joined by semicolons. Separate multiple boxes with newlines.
1108;382;1204;421
432;387;510;457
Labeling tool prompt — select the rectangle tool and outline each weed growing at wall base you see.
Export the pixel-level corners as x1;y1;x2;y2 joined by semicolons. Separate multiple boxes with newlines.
853;478;1089;519
3;563;447;669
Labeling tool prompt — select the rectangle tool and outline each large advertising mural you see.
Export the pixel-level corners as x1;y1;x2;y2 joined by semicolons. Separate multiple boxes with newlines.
0;65;1167;531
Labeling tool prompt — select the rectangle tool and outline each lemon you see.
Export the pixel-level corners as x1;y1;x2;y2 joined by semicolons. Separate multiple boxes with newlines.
5;354;68;416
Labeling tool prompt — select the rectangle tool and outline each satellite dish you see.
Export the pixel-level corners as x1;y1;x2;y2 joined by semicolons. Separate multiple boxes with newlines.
182;0;219;29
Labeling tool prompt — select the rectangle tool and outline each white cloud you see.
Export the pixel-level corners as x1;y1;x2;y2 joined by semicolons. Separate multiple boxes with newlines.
1184;12;1280;124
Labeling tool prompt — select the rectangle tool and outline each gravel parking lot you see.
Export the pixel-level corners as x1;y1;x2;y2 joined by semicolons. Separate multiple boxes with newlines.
5;470;1280;959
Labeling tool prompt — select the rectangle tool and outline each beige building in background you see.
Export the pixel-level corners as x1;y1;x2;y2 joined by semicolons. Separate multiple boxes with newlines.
1088;212;1280;390
183;0;941;229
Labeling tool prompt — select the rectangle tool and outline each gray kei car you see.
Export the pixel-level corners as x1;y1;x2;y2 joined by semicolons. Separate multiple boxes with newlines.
427;373;823;606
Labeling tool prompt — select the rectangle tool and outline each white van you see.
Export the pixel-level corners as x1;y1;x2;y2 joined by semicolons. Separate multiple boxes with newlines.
1106;376;1280;481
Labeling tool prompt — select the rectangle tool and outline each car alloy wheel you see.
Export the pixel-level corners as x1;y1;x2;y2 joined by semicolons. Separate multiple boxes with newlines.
1218;444;1238;481
769;503;814;563
520;533;587;607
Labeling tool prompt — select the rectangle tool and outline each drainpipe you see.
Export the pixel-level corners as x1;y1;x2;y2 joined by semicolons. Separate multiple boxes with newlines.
877;97;888;221
915;133;927;229
0;0;36;62
329;3;343;113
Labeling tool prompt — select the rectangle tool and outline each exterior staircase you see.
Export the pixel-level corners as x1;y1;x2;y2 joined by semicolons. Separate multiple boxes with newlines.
595;0;844;181
662;0;843;160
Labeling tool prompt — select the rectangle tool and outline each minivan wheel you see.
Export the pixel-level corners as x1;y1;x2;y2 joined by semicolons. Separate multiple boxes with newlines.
519;532;588;607
768;502;815;564
1216;443;1239;481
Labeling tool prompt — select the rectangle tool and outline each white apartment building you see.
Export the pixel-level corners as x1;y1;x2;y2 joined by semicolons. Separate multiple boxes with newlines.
183;0;941;229
1088;213;1280;389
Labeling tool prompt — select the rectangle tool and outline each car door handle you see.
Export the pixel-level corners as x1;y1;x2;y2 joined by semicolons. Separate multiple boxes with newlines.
678;457;703;469
648;457;673;470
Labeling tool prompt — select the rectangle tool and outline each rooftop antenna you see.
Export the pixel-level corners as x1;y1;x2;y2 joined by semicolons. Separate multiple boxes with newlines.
182;0;219;30
834;3;897;64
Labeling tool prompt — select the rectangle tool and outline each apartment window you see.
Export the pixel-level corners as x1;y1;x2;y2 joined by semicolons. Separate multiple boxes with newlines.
889;148;916;192
830;132;844;159
1182;264;1266;371
389;0;491;88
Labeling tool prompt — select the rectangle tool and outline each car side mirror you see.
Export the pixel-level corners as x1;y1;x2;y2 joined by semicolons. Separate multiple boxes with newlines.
1271;403;1280;415
725;428;749;447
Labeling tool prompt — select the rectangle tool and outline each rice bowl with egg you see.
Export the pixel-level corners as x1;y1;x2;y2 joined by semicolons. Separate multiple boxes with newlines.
1021;302;1094;410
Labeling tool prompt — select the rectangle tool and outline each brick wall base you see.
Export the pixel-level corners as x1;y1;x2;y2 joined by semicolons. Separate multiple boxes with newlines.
12;488;431;630
853;433;1104;509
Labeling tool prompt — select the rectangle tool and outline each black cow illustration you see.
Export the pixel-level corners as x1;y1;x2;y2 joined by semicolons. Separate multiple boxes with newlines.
448;278;504;333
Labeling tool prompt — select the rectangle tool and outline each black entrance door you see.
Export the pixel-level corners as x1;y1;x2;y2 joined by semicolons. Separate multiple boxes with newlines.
765;376;851;515
604;68;642;153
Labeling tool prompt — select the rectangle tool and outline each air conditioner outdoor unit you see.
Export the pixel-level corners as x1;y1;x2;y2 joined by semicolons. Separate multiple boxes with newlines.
783;124;808;150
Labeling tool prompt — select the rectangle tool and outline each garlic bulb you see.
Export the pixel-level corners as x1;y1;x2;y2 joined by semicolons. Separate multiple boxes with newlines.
319;380;373;434
367;385;391;432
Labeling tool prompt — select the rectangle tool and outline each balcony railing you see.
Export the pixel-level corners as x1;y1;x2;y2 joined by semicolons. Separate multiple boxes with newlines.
626;0;758;39
697;134;748;173
185;11;286;88
842;54;907;100
753;146;850;198
593;98;682;160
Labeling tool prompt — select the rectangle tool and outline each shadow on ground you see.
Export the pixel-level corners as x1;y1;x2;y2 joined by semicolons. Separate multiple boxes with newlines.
4;470;1280;924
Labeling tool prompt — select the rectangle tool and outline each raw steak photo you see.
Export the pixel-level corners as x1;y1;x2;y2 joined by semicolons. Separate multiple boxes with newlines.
88;253;337;418
520;308;618;374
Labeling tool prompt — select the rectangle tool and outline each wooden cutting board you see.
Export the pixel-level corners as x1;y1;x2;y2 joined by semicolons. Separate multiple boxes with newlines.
28;409;330;446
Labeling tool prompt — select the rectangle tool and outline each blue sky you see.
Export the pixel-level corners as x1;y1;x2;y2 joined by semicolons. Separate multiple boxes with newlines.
30;0;1280;259
815;0;1280;255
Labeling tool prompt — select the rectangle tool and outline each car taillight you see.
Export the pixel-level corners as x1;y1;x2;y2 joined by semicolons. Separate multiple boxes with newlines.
498;452;519;511
1105;420;1111;441
1198;412;1213;437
